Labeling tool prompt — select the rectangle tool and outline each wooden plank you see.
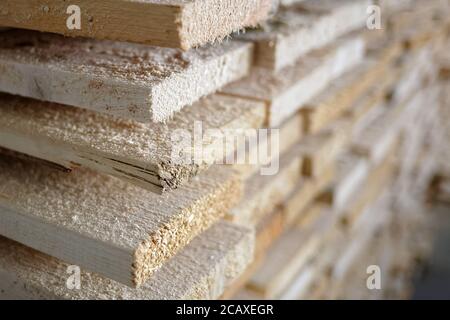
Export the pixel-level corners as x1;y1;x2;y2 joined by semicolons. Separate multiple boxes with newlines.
240;0;370;71
283;165;335;225
339;143;399;228
221;35;365;126
0;93;265;194
232;112;304;180
0;155;241;287
0;221;254;300
0;30;253;122
0;0;274;50
318;152;370;212
300;116;353;178
352;104;405;165
246;208;333;299
229;97;351;225
229;142;304;226
301;59;389;135
232;46;397;181
223;166;335;299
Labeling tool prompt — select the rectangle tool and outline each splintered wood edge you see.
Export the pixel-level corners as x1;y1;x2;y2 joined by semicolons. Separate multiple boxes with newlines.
132;171;243;287
0;161;243;288
0;221;255;300
0;0;274;50
0;94;266;194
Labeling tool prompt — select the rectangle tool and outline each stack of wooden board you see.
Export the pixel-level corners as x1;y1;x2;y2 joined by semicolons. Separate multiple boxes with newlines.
0;0;449;300
226;0;450;300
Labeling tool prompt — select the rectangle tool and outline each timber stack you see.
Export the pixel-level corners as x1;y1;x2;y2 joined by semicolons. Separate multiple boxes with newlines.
0;0;448;300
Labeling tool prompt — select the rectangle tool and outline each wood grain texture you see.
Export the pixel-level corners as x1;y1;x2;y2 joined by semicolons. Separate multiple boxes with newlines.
0;156;242;287
0;0;274;50
241;0;371;71
0;221;254;300
0;93;265;193
0;30;253;122
221;35;365;126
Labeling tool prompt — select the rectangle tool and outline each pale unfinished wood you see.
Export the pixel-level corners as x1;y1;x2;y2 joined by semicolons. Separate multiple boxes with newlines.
0;30;254;122
232;45;396;180
247;208;333;299
301;59;389;135
301;31;407;136
229;142;304;226
0;221;254;300
386;0;449;37
223;172;335;299
323;152;370;212
352;104;406;165
300;116;353;178
229;110;346;225
232;112;304;180
282;165;335;225
0;156;241;287
240;0;370;71
338;144;398;227
0;0;274;50
221;35;365;126
0;93;265;194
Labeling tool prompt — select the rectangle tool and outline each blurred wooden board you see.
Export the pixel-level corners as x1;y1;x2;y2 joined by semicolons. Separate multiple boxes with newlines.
0;156;241;287
301;59;388;135
222;171;334;299
0;93;265;194
221;36;365;126
247;208;333;299
241;0;370;71
283;165;335;225
300;116;353;178
0;221;254;300
229;127;339;226
233;112;304;180
0;0;274;50
339;142;398;227
318;152;370;212
0;30;253;122
229;142;304;226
